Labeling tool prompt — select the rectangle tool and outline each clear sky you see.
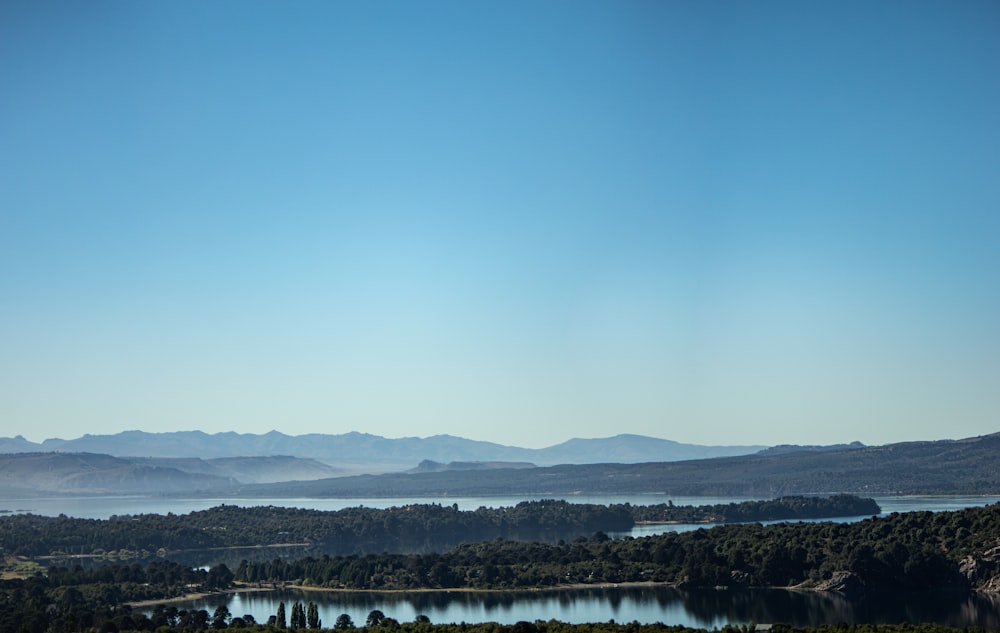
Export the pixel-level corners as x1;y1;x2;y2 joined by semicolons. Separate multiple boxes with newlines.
2;1;998;448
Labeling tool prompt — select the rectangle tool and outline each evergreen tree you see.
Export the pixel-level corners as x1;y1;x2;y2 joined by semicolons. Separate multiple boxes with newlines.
335;613;355;630
366;610;385;628
212;605;231;629
291;602;307;629
307;602;321;629
276;601;287;629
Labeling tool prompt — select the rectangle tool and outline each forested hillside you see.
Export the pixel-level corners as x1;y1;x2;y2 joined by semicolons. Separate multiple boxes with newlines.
235;503;1000;593
0;496;877;560
0;502;631;558
2;503;999;633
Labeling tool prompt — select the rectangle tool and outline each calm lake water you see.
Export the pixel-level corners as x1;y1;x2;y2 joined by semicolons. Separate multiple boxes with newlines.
142;585;1000;629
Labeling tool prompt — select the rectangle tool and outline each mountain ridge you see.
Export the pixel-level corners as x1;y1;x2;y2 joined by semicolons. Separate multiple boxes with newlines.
0;452;235;496
1;430;767;471
228;432;1000;498
2;432;996;498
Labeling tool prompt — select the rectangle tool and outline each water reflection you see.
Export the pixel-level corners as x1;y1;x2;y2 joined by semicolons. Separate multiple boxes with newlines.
142;585;1000;629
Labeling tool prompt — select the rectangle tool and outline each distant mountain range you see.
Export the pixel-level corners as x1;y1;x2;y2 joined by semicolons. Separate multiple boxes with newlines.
233;432;1000;498
2;431;998;498
0;453;342;497
128;455;342;483
0;430;765;497
0;452;234;497
0;430;766;472
409;460;536;473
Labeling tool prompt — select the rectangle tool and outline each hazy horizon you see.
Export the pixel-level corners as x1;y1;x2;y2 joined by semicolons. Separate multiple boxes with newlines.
3;1;999;449
3;427;983;451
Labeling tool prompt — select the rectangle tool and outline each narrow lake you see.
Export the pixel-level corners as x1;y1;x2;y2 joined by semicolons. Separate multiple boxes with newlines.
6;493;1000;522
140;585;1000;629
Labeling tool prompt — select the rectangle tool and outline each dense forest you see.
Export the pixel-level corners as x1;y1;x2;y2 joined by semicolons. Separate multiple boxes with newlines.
0;502;630;559
2;504;1000;633
0;560;234;633
626;495;879;524
0;496;878;560
234;503;1000;592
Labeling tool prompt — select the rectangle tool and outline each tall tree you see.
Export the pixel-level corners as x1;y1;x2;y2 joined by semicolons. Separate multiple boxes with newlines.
291;602;307;629
307;603;321;629
212;605;231;630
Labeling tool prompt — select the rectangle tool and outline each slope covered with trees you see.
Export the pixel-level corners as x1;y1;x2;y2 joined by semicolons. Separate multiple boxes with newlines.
2;504;999;633
0;501;631;558
234;503;1000;593
0;497;877;560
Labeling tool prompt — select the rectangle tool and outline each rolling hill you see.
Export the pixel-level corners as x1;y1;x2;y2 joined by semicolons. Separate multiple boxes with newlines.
230;432;1000;498
4;432;997;498
0;453;234;496
1;431;765;472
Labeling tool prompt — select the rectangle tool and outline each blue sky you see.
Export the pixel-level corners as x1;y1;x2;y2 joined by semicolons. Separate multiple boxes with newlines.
2;0;998;448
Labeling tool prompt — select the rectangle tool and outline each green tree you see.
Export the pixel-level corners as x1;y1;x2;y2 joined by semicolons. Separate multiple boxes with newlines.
207;564;234;590
188;609;210;630
276;602;287;629
290;602;304;629
212;605;231;629
334;613;354;630
366;610;385;628
307;603;321;629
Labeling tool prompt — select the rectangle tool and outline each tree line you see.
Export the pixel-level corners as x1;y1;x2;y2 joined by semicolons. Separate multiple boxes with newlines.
624;494;878;523
2;503;999;633
0;501;629;558
234;502;999;592
0;496;878;560
0;559;234;633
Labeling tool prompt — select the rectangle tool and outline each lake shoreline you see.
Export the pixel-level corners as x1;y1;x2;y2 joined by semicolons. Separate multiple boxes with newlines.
127;580;682;607
128;577;997;610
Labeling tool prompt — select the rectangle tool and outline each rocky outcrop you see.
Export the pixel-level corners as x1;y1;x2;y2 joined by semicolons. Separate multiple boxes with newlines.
813;570;866;596
960;543;1000;592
